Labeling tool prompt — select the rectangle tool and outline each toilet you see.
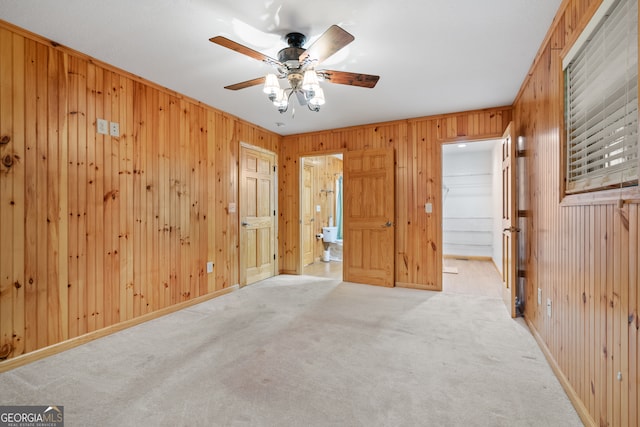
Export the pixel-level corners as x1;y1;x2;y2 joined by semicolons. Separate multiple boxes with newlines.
321;227;338;262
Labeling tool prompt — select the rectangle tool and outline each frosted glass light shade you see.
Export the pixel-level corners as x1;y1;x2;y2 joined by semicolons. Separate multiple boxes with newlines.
263;73;280;95
273;88;288;108
309;87;325;106
302;70;320;92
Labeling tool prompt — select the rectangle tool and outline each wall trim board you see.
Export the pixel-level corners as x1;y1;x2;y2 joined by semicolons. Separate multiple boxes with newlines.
560;187;640;207
395;282;439;291
442;255;493;261
0;285;238;373
525;317;597;427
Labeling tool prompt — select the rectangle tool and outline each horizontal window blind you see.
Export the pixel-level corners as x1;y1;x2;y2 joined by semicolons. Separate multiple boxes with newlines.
565;0;638;193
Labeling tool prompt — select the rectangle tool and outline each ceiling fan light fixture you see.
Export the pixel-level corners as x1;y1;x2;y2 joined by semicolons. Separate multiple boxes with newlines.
273;88;289;112
211;24;379;117
302;69;320;92
263;73;280;99
308;87;325;108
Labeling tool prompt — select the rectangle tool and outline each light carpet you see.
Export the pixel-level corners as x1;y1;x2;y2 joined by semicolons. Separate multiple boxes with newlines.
0;275;582;426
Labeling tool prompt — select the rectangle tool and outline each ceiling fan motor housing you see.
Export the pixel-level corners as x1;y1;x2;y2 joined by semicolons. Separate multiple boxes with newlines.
278;32;307;69
278;47;305;69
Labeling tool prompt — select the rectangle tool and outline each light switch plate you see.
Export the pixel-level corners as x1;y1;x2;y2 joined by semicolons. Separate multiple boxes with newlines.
206;261;214;273
537;288;542;305
425;202;433;214
228;203;236;213
97;118;108;135
109;122;120;137
316;205;321;212
546;298;552;318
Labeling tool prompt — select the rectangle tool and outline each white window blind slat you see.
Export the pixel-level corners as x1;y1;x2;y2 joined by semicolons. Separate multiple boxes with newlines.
564;0;638;193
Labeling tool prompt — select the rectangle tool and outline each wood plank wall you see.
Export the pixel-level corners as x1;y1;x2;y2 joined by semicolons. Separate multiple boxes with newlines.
513;0;640;425
0;21;279;363
280;108;512;288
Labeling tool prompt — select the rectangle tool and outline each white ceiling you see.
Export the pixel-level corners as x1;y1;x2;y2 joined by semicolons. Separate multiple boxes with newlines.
1;0;562;136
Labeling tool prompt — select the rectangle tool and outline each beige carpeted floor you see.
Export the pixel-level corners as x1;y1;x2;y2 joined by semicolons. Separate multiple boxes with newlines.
0;274;582;426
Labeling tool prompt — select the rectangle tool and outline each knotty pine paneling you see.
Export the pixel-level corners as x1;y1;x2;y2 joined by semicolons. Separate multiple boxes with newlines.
0;20;278;363
280;108;512;287
513;0;640;425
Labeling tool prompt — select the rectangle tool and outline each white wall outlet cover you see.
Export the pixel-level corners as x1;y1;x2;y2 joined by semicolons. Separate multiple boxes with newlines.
109;122;120;137
206;261;214;273
316;205;321;212
546;298;552;318
425;202;433;213
97;118;108;135
537;288;542;304
228;203;236;213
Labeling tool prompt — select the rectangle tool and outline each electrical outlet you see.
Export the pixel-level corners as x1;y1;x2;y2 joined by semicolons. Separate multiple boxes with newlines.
546;298;552;318
537;288;542;305
206;262;214;273
97;118;108;135
109;122;120;137
425;202;433;213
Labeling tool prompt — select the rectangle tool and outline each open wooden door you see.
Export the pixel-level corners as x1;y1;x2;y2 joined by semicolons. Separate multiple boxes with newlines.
343;148;395;287
501;123;518;318
302;162;315;266
240;144;276;286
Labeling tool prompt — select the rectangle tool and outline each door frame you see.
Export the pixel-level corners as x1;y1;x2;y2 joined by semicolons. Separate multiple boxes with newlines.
239;142;278;286
298;151;344;274
440;136;511;294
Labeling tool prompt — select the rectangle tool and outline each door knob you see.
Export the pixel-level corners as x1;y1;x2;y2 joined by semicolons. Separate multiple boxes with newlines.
383;221;393;227
241;221;249;226
503;226;520;233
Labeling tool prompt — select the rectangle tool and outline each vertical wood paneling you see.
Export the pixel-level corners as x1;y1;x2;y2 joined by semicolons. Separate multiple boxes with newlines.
514;0;640;425
23;39;37;354
280;109;511;289
0;21;278;365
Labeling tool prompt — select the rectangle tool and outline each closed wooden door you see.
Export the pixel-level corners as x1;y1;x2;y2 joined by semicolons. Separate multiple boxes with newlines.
302;163;315;266
343;148;395;287
501;123;517;318
240;145;276;286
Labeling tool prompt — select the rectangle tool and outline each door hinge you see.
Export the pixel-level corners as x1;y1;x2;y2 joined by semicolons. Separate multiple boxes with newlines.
273;254;276;260
273;165;276;172
273;210;276;216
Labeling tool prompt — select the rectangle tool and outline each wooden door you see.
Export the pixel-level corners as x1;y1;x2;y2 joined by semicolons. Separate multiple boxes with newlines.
302;162;315;266
343;148;395;287
501;123;517;318
240;145;276;286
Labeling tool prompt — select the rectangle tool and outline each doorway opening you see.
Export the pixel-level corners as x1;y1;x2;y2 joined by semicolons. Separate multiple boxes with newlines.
441;139;504;298
300;154;343;280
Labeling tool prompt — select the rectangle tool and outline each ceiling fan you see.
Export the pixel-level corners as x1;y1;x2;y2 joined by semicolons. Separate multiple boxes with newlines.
209;25;380;113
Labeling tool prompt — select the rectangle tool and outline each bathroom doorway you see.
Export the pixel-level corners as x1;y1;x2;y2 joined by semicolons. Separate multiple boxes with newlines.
300;154;343;280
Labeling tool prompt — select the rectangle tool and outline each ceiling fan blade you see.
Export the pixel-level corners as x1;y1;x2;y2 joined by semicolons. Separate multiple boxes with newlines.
224;76;266;91
210;36;283;67
320;70;380;88
299;25;355;65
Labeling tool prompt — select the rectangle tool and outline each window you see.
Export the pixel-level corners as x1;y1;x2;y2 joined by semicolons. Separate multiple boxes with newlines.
564;0;638;194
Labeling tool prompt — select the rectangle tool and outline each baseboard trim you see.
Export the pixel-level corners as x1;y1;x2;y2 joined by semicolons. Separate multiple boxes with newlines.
0;285;239;373
524;317;596;427
396;282;440;291
443;254;493;261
